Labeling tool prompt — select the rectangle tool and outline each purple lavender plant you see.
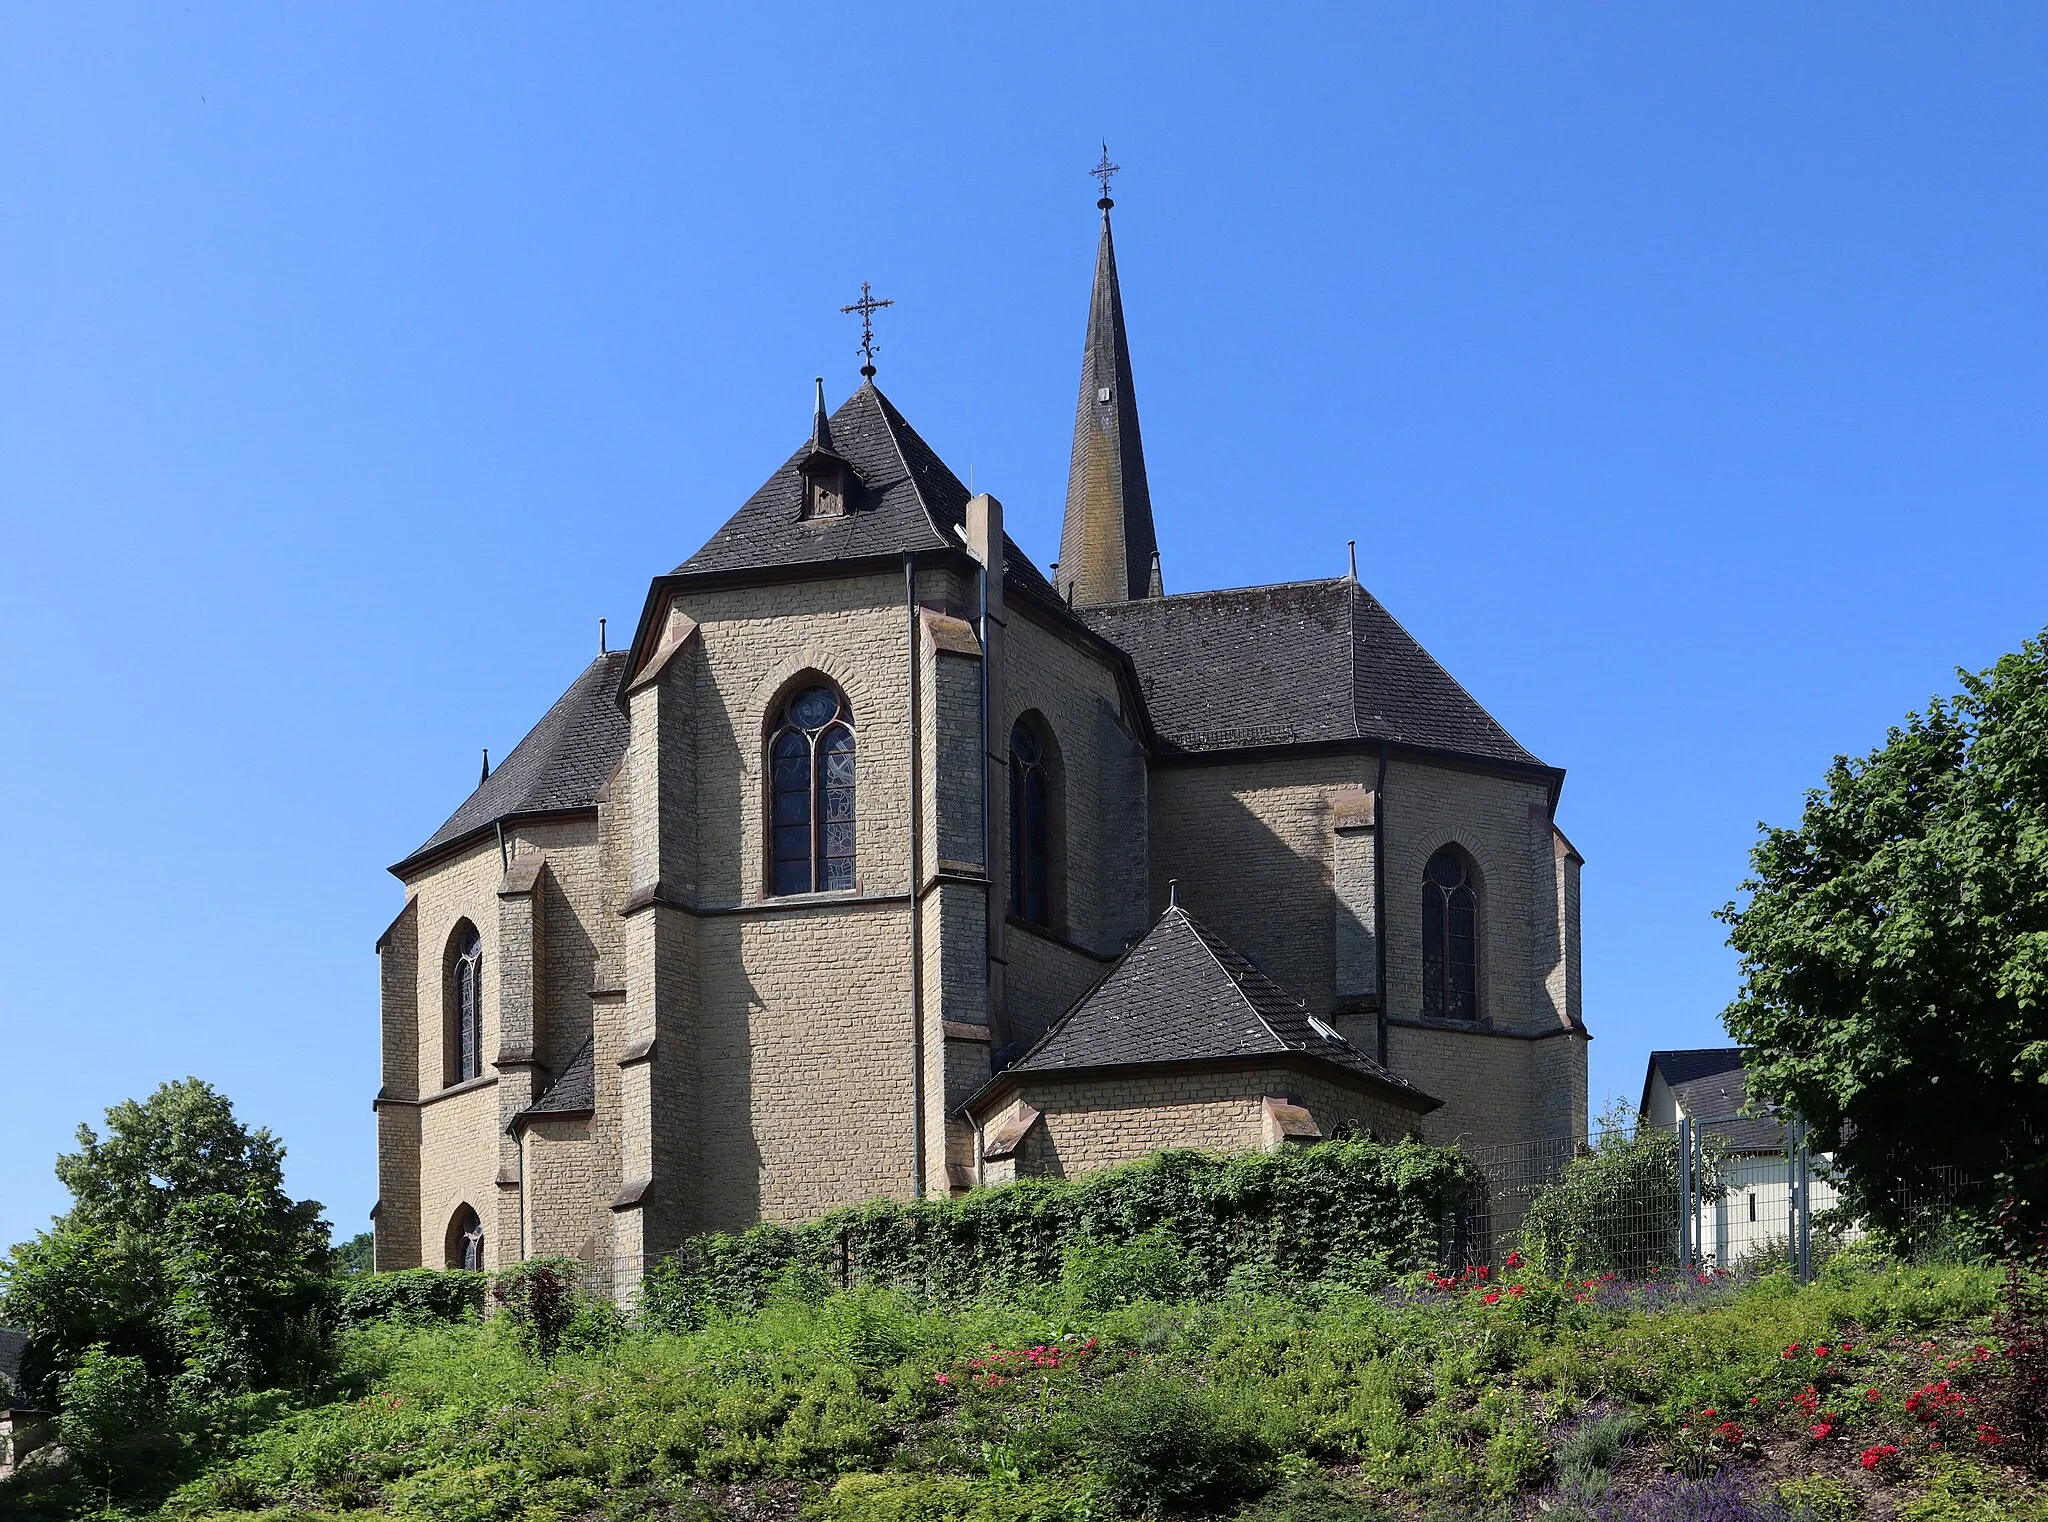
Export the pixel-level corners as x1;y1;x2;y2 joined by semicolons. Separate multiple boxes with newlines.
1594;1470;1788;1522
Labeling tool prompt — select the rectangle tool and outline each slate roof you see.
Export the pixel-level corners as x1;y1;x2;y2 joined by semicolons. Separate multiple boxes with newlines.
1643;1049;1787;1154
994;905;1439;1112
677;381;1057;602
1079;577;1542;767
394;652;632;875
514;1038;595;1129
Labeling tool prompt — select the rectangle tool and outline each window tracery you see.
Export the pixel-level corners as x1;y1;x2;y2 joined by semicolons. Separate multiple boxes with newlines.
1009;717;1051;926
770;683;856;895
1421;847;1479;1021
452;924;483;1083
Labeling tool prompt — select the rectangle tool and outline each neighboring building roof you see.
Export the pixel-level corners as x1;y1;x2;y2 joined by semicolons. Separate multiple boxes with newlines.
513;1038;595;1129
1079;576;1544;768
1642;1048;1787;1154
676;381;1057;602
981;904;1439;1114
393;652;632;876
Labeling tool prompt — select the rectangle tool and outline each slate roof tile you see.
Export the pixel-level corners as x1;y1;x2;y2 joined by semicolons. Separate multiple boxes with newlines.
516;1038;595;1126
395;652;631;875
1005;905;1438;1112
1079;578;1541;767
677;382;1056;602
1644;1048;1786;1153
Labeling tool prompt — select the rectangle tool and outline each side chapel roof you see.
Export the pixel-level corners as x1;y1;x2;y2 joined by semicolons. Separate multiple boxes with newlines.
984;904;1439;1113
512;1037;596;1130
393;651;632;876
1079;576;1544;767
676;381;1057;602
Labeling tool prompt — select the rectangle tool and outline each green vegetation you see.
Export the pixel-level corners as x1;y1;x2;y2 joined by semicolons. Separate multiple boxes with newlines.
1721;626;2048;1229
4;1217;2045;1520
642;1139;1477;1325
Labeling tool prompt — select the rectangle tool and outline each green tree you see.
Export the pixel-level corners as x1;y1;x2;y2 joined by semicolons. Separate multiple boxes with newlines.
0;1078;331;1406
1720;631;2048;1231
332;1230;375;1277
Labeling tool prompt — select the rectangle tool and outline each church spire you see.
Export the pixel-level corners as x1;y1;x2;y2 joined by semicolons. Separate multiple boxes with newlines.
1058;149;1161;605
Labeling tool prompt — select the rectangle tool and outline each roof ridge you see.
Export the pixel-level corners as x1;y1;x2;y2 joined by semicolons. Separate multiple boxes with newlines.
1348;586;1538;766
1171;906;1296;1056
1086;574;1353;609
865;382;954;546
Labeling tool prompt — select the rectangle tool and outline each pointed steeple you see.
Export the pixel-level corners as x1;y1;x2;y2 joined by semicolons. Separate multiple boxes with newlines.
1058;160;1161;605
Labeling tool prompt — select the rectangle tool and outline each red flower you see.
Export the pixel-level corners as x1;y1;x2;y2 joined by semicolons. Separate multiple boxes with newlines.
1482;1290;1501;1305
1505;1249;1524;1269
1866;1388;1882;1403
1858;1443;1898;1470
1976;1424;2003;1446
1784;1342;1802;1358
1810;1419;1836;1441
1713;1421;1744;1444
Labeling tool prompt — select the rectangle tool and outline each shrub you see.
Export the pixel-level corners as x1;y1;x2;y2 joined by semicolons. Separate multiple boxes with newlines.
813;1472;1090;1521
490;1257;582;1359
335;1267;487;1327
1521;1108;1721;1278
57;1344;164;1482
1553;1410;1643;1503
1068;1363;1271;1514
1060;1226;1191;1309
646;1138;1474;1320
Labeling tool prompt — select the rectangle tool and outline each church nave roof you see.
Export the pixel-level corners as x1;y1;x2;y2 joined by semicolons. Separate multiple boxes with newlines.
393;650;631;876
1080;576;1544;770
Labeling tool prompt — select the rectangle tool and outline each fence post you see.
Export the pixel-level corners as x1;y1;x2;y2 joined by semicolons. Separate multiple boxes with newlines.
1678;1116;1694;1271
1791;1118;1811;1284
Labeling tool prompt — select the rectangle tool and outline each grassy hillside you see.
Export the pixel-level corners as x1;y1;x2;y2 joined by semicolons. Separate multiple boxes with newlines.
7;1249;2043;1522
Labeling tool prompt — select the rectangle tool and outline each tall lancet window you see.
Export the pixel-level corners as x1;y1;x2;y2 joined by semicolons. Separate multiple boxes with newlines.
1421;847;1479;1021
446;1204;484;1271
770;683;856;895
451;924;484;1082
1009;717;1052;926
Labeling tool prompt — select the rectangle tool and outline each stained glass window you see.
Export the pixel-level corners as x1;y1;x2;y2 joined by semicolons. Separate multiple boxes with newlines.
1009;718;1051;926
1421;847;1478;1021
454;926;483;1082
769;683;856;895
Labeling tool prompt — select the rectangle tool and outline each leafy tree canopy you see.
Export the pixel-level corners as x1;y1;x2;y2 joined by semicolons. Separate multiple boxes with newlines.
0;1078;331;1407
1720;630;2048;1230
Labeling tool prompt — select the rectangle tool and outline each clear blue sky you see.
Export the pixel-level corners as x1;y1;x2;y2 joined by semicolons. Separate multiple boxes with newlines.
5;5;2046;1252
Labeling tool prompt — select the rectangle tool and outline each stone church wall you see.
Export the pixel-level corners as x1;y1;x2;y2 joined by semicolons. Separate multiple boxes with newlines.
1002;601;1149;957
990;1066;1424;1182
1147;754;1379;1013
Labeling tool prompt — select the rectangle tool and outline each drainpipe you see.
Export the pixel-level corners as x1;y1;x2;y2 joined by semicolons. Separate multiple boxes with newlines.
1374;741;1390;1068
905;555;926;1198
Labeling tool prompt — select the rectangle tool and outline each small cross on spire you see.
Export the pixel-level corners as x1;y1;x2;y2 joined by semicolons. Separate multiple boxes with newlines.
839;281;894;379
1091;143;1121;211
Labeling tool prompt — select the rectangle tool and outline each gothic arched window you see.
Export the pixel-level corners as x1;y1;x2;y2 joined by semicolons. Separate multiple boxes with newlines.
1421;847;1479;1021
769;683;856;895
450;923;484;1083
446;1203;484;1271
1009;716;1052;926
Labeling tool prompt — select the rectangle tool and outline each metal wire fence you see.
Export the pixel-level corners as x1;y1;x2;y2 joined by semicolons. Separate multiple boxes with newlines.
1440;1115;1978;1280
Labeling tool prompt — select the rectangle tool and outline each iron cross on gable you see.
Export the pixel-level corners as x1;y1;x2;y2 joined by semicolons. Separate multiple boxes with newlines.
839;281;894;379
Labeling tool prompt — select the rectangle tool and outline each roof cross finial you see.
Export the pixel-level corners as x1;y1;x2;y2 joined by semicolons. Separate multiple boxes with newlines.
1091;142;1121;211
839;281;894;379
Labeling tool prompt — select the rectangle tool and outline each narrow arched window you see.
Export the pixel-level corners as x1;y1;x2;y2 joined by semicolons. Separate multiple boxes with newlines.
770;683;856;895
452;925;484;1082
1421;847;1479;1021
1009;718;1051;926
446;1204;484;1271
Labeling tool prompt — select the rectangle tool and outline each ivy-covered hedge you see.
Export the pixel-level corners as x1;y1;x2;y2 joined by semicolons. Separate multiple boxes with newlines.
643;1138;1475;1324
334;1267;487;1328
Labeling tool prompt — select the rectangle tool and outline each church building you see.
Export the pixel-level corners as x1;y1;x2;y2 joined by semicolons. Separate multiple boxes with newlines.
370;181;1589;1297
